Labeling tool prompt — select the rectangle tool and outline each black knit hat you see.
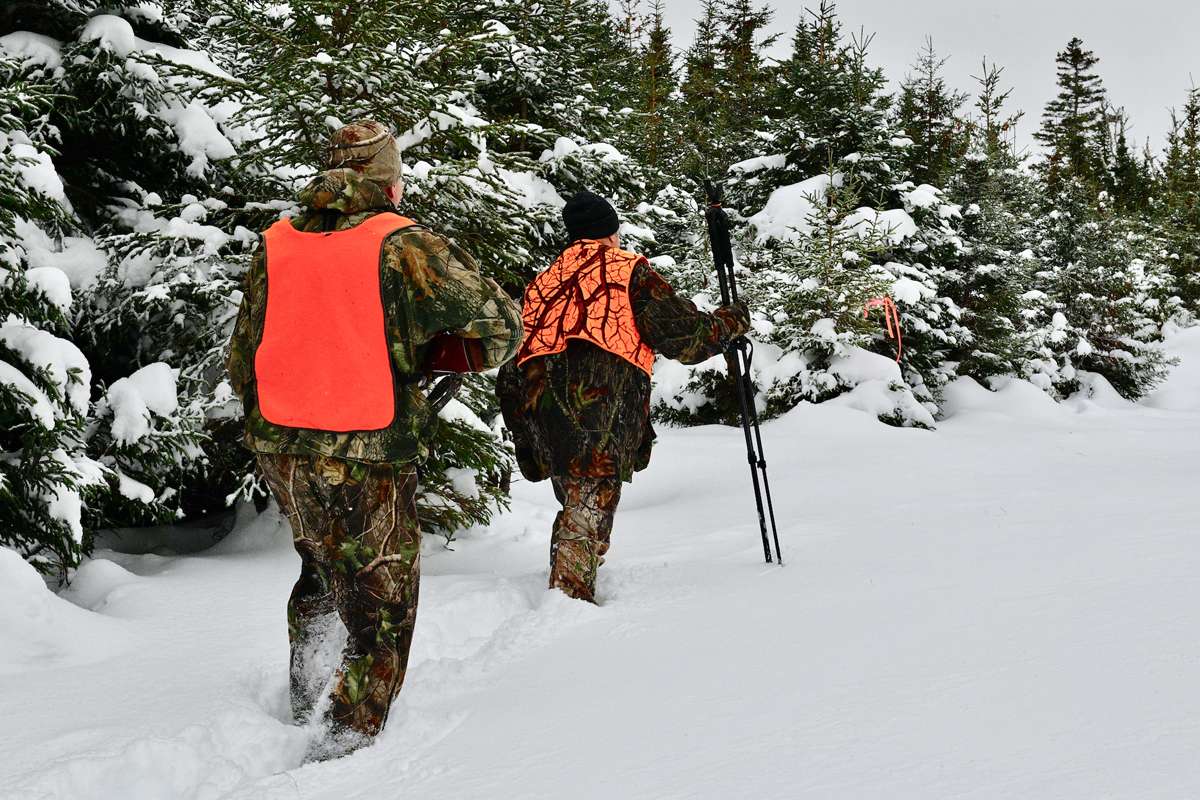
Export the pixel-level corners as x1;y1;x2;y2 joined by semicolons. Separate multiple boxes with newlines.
562;190;620;242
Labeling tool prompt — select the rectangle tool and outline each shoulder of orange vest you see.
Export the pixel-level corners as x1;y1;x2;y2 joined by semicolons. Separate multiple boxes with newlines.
619;251;650;276
609;245;646;264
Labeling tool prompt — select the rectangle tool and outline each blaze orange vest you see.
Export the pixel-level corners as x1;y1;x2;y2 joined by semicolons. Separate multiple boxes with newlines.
517;242;654;376
255;212;416;432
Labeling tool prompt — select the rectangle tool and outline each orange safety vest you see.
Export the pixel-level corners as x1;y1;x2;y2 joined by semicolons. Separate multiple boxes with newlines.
255;211;417;432
517;241;654;376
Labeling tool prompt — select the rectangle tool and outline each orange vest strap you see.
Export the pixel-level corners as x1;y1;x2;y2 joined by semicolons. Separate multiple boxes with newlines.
255;212;416;431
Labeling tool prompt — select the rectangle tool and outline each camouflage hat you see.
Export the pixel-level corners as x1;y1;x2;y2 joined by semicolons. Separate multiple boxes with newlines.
326;119;403;190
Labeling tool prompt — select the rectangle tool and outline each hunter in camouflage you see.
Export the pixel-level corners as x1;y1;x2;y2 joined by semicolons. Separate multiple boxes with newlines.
227;120;522;750
497;191;749;603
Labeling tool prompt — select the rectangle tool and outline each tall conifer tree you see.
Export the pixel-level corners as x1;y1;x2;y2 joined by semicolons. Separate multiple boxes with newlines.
679;0;724;179
1106;111;1154;213
897;39;969;188
945;61;1038;382
631;0;679;177
714;0;777;157
1035;37;1109;196
1162;87;1200;306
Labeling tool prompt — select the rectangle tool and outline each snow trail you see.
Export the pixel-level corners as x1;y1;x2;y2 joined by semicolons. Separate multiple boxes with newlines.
2;340;1199;799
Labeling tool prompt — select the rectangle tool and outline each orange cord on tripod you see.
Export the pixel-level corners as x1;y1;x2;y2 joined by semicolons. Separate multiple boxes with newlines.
863;296;903;363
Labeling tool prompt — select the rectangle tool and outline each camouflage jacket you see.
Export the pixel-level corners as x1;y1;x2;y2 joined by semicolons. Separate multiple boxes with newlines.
227;169;523;464
497;249;749;483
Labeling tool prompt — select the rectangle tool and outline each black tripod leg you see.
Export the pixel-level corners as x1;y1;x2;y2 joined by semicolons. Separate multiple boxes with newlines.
729;341;773;564
740;365;783;565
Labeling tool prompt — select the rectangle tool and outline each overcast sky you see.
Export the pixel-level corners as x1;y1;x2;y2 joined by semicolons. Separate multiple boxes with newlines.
643;0;1199;155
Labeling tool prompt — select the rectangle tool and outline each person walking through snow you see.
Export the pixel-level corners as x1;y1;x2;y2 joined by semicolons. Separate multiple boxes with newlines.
227;120;523;751
497;191;750;604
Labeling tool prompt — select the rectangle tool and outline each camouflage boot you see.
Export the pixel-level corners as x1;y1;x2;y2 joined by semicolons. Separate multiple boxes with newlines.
548;476;622;603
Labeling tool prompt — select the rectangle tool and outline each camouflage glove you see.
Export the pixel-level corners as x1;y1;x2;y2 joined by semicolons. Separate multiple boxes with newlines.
718;299;751;343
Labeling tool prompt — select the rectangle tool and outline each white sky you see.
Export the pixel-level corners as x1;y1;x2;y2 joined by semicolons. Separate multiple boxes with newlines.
640;0;1200;156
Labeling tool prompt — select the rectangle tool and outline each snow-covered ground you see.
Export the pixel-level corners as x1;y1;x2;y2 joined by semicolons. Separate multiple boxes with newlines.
3;328;1199;800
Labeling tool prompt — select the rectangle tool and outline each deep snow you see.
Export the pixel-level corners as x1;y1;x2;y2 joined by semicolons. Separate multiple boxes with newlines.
2;328;1199;800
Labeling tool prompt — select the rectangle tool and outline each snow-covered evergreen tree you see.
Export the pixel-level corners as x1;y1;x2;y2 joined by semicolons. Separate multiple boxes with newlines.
1028;38;1176;399
896;39;969;189
0;53;104;577
678;0;722;179
738;1;898;207
675;0;776;180
1;7;223;572
621;0;680;182
452;0;653;246
1029;181;1173;399
944;61;1039;383
1035;37;1109;197
50;7;247;531
1162;87;1200;309
714;0;777;161
1105;111;1155;215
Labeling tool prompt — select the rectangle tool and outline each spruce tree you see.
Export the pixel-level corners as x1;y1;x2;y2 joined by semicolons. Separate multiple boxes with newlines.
760;3;969;399
897;38;969;189
1030;178;1174;398
1;4;221;569
679;0;723;179
945;61;1038;383
0;53;103;578
676;0;776;178
452;0;651;231
1162;87;1200;308
60;6;237;526
189;0;658;538
1106;110;1154;214
738;1;901;212
1035;37;1109;197
630;0;679;178
737;169;900;419
613;0;646;54
1030;39;1175;398
714;0;777;158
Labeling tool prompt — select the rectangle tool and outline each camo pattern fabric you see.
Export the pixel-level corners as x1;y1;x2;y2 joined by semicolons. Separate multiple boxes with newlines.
548;475;623;602
497;260;749;482
257;452;420;738
227;168;523;464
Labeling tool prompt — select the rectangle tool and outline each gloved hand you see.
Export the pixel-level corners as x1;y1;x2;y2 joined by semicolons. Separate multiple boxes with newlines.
726;299;751;338
716;299;751;344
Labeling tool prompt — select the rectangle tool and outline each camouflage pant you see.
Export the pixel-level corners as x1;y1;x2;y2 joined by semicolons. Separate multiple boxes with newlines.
257;453;421;739
549;476;622;603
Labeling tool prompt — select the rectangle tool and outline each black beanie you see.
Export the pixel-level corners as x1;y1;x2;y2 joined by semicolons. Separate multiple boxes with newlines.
562;190;620;242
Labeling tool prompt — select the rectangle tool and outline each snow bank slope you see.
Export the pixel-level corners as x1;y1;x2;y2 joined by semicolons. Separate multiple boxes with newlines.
1146;324;1200;411
2;341;1200;799
0;548;129;676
